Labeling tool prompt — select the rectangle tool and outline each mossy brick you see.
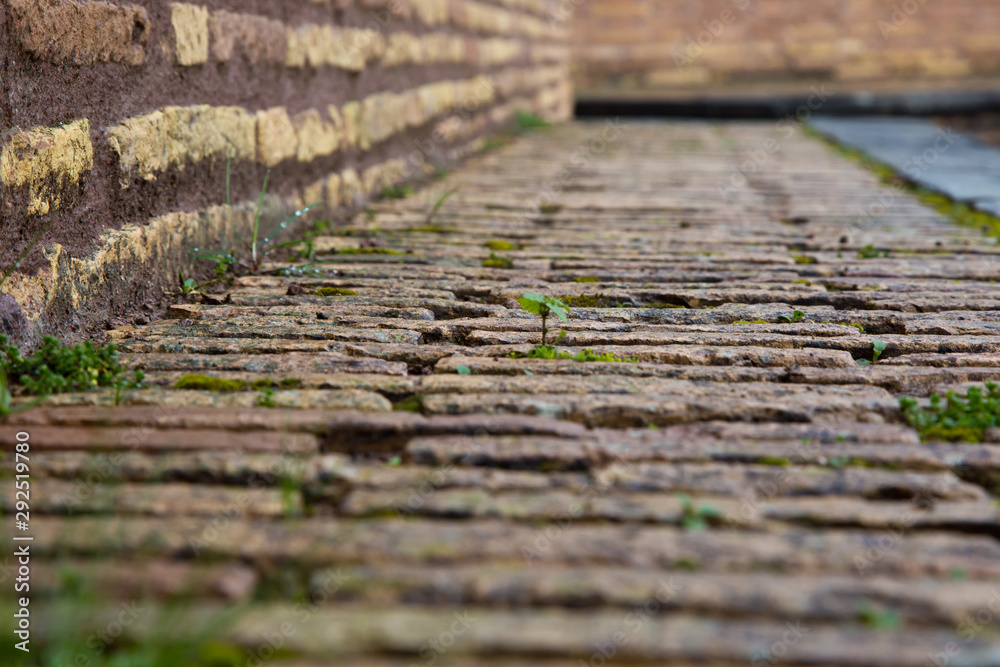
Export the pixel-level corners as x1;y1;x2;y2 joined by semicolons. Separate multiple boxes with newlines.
0;118;93;215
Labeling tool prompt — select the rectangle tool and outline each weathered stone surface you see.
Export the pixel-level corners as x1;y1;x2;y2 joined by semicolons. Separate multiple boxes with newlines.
13;121;1000;664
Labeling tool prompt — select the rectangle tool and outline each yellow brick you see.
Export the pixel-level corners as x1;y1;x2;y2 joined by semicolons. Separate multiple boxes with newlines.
286;25;383;70
325;173;342;207
0;119;93;216
255;107;297;167
302;179;325;208
107;106;255;181
341;101;367;150
171;3;209;65
340;168;364;206
293;110;341;162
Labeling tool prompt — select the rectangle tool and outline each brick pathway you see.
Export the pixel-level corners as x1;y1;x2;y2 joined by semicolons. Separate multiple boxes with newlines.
7;121;1000;665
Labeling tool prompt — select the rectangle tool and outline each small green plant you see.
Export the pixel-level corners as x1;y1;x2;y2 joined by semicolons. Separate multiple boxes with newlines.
194;167;323;278
678;494;722;532
573;276;601;283
857;601;902;631
515;111;550;129
113;370;145;406
177;270;215;295
425;186;460;227
901;382;1000;442
858;244;890;259
483;253;514;269
0;334;140;397
257;387;277;408
381;185;415;200
779;310;806;323
518;293;569;346
857;340;887;366
791;255;816;265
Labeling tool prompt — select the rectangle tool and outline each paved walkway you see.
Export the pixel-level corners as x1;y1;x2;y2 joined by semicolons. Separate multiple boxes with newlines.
7;121;1000;665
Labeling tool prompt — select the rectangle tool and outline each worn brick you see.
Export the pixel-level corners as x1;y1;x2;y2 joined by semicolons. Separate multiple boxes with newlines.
171;2;209;65
255;107;297;167
107;106;256;182
9;0;150;66
293;109;341;162
208;9;286;64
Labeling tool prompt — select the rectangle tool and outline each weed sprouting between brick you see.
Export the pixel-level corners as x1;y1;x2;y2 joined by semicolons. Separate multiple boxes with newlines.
901;382;1000;442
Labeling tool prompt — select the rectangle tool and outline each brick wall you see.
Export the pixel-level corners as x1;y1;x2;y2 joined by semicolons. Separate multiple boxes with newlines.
571;0;1000;92
0;0;571;342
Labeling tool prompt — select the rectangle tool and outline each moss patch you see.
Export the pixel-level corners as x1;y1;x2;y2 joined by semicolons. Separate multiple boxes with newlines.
484;240;518;251
173;374;247;392
314;287;358;297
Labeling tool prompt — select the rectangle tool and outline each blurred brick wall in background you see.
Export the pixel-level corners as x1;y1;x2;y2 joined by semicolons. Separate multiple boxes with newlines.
571;0;1000;93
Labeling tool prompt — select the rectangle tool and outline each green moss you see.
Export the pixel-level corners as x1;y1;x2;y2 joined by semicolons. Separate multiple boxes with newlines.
515;110;550;129
482;253;514;269
279;378;304;389
572;276;601;283
402;225;451;234
758;456;791;466
539;202;562;214
484;240;518;251
792;255;816;265
250;378;273;390
336;248;402;255
314;287;358;297
509;345;638;363
393;395;424;413
381;185;415;200
173;374;247;392
560;294;628;308
792;279;814;285
732;320;769;325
